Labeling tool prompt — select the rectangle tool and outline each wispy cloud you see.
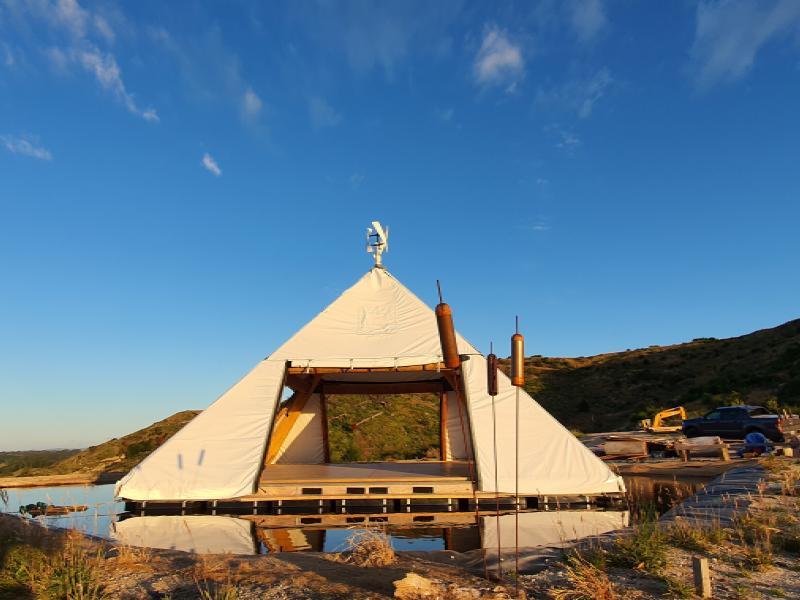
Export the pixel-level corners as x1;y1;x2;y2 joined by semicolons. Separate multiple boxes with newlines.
2;43;16;68
568;0;608;43
536;68;613;119
150;27;264;128
9;0;157;121
287;2;460;78
473;26;525;90
201;153;222;176
546;124;582;154
349;172;365;190
1;134;53;160
690;0;800;90
241;87;263;121
308;96;342;128
519;217;551;232
74;48;158;121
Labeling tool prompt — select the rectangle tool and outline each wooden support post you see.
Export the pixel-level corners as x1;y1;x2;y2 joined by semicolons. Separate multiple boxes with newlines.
692;556;712;598
319;385;331;463
440;390;448;461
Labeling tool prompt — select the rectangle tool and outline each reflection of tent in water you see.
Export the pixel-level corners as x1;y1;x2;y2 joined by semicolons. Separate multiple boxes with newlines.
481;510;629;552
111;515;256;555
115;224;624;505
110;510;628;558
258;528;325;552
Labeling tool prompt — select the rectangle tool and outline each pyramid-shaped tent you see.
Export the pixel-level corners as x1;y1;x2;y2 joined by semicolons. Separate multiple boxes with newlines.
116;267;624;502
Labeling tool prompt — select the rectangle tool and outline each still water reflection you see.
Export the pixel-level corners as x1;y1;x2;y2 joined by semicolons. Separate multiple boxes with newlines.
1;475;704;556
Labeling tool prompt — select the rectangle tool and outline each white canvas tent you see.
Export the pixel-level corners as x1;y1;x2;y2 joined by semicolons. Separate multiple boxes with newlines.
116;267;624;502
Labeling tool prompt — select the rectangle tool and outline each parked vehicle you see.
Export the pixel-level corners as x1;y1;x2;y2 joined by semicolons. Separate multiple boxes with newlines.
682;405;800;442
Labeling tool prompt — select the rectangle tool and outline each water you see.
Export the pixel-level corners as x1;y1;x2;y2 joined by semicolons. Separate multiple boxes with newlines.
1;484;122;539
0;475;703;555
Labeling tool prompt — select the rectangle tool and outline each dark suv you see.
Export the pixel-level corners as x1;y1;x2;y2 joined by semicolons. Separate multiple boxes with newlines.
681;405;798;442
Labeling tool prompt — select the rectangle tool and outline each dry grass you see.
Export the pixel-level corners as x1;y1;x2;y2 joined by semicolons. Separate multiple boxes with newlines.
106;542;152;568
548;555;618;600
339;527;396;567
194;574;239;600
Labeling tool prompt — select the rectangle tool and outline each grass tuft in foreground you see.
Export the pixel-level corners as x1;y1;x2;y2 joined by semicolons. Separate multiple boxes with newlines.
340;527;396;567
549;554;618;600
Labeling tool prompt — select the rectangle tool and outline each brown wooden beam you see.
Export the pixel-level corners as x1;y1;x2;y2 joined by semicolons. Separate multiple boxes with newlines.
315;381;446;395
440;390;448;461
319;384;331;463
287;362;447;375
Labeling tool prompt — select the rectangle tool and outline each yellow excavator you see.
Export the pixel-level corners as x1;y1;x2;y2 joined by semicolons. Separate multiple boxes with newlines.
639;406;687;433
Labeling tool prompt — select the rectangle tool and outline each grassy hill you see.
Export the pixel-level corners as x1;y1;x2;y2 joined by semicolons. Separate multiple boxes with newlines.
0;450;79;477
504;318;800;432
10;411;199;477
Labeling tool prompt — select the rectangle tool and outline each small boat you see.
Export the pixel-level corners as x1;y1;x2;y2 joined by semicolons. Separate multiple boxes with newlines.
19;502;89;516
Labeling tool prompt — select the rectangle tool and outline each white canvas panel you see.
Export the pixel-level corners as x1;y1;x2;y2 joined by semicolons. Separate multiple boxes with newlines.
115;360;286;501
269;268;479;368
461;356;625;496
482;510;629;551
273;393;326;464
111;516;255;555
444;391;472;461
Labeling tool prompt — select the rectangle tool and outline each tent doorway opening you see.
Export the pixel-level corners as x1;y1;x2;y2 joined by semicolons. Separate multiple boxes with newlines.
327;393;441;462
262;368;476;468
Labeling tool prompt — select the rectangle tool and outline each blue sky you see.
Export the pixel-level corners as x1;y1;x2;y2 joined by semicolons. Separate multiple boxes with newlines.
2;1;799;449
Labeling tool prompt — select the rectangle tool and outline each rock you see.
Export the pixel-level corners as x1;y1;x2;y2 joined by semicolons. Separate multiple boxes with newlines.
394;573;442;599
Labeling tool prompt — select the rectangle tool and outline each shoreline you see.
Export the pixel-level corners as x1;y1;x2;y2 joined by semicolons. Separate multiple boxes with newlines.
0;471;125;489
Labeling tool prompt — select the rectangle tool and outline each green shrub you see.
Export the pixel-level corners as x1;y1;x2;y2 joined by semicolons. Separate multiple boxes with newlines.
608;520;667;573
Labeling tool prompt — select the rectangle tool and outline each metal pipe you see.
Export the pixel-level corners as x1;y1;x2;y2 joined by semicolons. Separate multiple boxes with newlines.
511;316;525;387
435;280;461;369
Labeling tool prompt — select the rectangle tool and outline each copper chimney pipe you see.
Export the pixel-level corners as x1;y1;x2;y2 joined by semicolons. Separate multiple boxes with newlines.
487;343;499;396
435;280;461;370
511;316;525;387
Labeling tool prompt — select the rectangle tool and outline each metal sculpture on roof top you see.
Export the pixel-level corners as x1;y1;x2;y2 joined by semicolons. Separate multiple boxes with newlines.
366;221;389;268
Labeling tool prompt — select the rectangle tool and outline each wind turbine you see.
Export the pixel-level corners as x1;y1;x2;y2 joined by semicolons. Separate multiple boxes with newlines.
366;221;389;268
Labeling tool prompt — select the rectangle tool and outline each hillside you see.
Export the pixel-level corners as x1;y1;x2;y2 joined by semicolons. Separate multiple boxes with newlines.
12;411;200;478
504;318;800;432
0;450;79;477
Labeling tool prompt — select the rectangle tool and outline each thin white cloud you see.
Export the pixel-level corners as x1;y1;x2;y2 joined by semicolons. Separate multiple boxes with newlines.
691;0;800;89
9;0;157;121
536;68;613;119
75;48;158;121
1;134;53;160
242;88;262;120
287;2;461;78
473;26;525;88
518;217;551;232
201;153;222;177
2;44;15;67
308;96;342;128
93;15;115;43
349;172;365;190
50;0;91;39
546;124;582;154
150;27;263;128
568;0;608;43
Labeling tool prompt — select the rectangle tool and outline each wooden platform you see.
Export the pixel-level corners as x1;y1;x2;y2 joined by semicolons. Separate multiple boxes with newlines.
253;461;475;500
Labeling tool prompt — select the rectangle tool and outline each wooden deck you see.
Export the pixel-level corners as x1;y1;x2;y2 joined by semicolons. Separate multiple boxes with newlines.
260;461;470;483
252;461;475;501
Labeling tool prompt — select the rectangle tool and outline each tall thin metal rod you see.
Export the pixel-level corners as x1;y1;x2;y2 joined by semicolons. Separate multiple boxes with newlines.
491;389;502;578
515;382;520;590
436;279;443;304
514;316;521;593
